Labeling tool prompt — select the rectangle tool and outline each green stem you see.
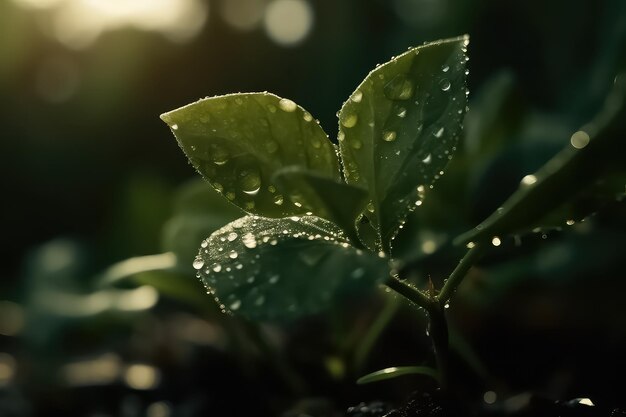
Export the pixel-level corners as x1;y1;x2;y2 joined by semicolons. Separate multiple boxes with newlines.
385;243;486;392
385;276;449;388
428;302;449;390
437;243;485;304
384;275;432;310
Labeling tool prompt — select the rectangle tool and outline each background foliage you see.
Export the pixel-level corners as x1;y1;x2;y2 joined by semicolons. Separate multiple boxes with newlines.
1;0;625;416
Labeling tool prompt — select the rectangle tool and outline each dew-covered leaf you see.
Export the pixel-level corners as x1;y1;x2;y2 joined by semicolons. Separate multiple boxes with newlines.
455;74;626;245
337;36;469;252
161;93;341;218
357;366;439;385
273;166;369;246
195;215;389;321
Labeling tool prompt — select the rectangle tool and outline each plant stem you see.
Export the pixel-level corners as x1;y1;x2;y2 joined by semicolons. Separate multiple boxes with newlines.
384;275;431;310
385;243;485;392
385;276;449;388
427;302;449;389
437;243;485;304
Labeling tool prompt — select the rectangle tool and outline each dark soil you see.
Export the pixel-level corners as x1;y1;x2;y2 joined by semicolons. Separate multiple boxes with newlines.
345;391;626;417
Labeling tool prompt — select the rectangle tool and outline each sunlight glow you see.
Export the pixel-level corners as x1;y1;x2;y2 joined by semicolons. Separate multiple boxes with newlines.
10;0;64;9
11;0;209;49
263;0;313;46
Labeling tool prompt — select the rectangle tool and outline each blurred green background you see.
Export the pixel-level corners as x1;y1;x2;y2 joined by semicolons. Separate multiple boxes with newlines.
1;0;625;416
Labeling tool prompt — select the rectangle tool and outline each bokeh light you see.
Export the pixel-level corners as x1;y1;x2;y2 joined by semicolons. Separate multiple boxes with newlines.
263;0;313;46
123;363;161;390
0;353;17;388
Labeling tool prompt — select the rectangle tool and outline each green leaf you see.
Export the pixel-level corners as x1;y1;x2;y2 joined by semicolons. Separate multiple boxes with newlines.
355;215;380;252
273;166;369;246
195;215;389;321
337;36;469;252
98;253;179;288
96;253;212;310
455;74;626;245
357;366;440;385
161;93;341;218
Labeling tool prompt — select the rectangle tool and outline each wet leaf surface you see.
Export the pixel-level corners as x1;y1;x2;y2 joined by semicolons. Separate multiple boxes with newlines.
337;36;469;252
456;74;626;245
195;215;389;320
273;166;369;245
161;93;341;218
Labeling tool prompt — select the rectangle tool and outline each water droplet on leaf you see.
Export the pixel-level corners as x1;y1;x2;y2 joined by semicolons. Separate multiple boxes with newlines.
240;170;262;196
242;233;257;248
193;257;204;270
278;98;297;112
350;139;363;149
570;130;590;149
341;114;358;128
210;144;230;165
521;174;537;186
382;131;397;142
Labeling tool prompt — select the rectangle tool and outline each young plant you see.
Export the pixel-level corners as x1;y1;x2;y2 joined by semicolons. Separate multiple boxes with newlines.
160;33;626;392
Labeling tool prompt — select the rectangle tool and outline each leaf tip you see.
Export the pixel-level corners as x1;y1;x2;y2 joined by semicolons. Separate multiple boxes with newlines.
160;111;175;125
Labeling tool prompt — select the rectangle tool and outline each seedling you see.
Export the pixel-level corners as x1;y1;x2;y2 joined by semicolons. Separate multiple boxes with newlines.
160;34;626;395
